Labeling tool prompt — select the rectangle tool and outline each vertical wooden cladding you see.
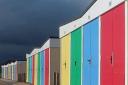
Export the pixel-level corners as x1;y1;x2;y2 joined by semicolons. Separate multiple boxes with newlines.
26;58;29;82
38;52;41;85
5;67;6;79
45;48;50;85
12;65;14;80
12;65;13;80
34;54;38;85
71;28;82;85
30;57;33;83
101;7;113;85
10;65;12;80
13;64;16;80
113;3;125;85
60;35;70;85
8;64;11;80
50;47;60;85
101;3;125;85
7;66;8;79
9;65;11;80
1;66;3;79
13;63;17;81
7;65;10;79
40;51;44;85
1;66;3;78
28;58;30;83
17;61;26;82
32;56;35;85
28;57;30;82
83;18;99;85
4;65;6;79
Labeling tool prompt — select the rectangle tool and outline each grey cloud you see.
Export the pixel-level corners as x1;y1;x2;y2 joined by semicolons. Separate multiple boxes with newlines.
0;0;94;65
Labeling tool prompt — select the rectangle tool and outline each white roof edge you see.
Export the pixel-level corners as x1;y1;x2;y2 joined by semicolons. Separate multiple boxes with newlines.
39;38;60;52
26;54;30;58
10;62;14;65
59;0;125;38
29;48;40;57
12;61;17;65
2;60;25;66
8;64;11;66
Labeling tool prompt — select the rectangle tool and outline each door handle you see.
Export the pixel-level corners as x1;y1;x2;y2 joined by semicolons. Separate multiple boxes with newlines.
111;52;114;65
88;59;91;64
75;61;77;66
64;62;66;69
111;56;112;64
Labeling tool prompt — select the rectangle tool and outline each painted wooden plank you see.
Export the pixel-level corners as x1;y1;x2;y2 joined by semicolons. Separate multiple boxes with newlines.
113;3;125;85
45;48;50;85
71;28;82;85
101;3;125;85
38;53;41;85
40;51;44;85
34;54;38;85
60;34;71;85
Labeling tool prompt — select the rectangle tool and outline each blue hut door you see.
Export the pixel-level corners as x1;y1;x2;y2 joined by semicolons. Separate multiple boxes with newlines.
83;18;99;85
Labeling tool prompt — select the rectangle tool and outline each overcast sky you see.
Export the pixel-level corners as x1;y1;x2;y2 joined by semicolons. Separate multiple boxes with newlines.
0;0;95;65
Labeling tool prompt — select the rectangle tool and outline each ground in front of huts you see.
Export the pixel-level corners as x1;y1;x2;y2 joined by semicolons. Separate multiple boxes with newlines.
0;79;31;85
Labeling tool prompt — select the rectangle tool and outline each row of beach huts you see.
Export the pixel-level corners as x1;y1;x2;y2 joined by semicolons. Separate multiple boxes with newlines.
1;61;26;82
1;0;128;85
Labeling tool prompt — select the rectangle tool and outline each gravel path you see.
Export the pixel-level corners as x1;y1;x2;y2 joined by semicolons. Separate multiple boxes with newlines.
0;79;31;85
13;82;31;85
0;79;15;85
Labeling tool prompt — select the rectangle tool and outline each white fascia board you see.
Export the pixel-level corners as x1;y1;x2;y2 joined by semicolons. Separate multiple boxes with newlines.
59;0;125;38
12;63;14;66
39;38;60;52
11;63;14;66
15;61;17;64
14;61;17;65
30;48;39;57
59;18;82;38
40;39;50;52
26;54;30;59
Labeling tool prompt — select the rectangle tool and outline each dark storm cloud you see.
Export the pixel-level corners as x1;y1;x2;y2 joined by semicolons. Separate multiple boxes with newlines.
0;43;38;65
0;0;95;65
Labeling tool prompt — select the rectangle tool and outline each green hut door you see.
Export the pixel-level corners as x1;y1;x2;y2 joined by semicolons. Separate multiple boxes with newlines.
71;28;82;85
